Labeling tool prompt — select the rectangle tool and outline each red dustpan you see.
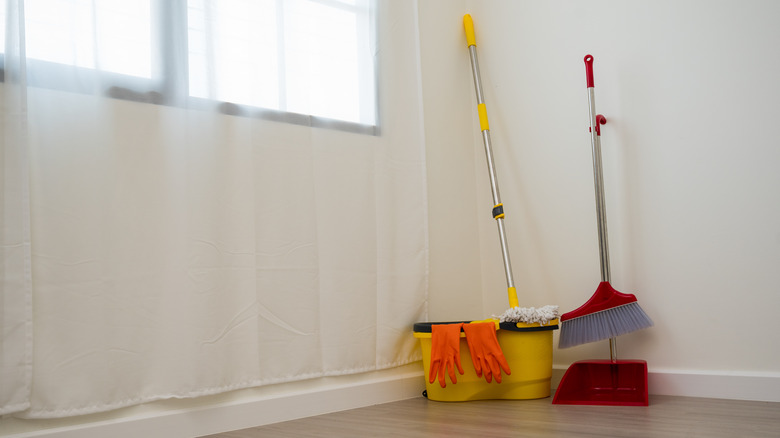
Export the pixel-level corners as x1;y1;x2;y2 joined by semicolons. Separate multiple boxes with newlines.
553;284;650;405
553;359;648;406
553;55;652;406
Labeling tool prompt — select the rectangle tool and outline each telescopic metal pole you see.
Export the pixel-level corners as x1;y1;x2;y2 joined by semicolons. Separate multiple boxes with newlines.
584;54;617;362
464;15;518;309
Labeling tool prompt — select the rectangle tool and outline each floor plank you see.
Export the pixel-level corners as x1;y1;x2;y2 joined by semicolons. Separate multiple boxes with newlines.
200;395;780;437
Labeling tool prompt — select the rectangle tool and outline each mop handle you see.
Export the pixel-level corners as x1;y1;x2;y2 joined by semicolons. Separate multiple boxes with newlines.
585;54;618;361
464;15;519;309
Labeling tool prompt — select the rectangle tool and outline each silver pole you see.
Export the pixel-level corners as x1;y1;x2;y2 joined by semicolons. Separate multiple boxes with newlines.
587;88;611;284
464;16;518;308
469;46;516;293
585;55;617;362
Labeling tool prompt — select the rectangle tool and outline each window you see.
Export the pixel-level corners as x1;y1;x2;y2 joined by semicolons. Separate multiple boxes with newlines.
1;0;377;133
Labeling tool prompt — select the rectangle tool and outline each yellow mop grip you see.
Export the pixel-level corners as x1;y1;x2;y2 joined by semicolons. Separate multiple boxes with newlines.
508;287;519;308
463;14;476;47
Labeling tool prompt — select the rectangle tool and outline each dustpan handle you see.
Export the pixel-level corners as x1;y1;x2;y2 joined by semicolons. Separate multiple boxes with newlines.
464;15;519;309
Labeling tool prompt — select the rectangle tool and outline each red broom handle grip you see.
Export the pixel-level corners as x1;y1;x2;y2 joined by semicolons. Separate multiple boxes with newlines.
584;54;595;88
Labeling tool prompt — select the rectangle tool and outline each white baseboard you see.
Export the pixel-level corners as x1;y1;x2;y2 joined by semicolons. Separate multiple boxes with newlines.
552;366;780;403
6;365;779;437
3;367;427;438
647;369;780;402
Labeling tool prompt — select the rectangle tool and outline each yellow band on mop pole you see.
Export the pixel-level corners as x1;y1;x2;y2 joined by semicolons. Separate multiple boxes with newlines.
508;287;519;308
478;103;489;131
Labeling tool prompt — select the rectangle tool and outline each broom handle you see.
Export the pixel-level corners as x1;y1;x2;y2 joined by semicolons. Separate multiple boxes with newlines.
585;55;619;361
464;15;519;309
586;62;611;284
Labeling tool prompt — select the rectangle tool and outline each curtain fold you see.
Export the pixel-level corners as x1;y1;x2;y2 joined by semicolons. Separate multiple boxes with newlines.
1;0;428;418
1;0;34;416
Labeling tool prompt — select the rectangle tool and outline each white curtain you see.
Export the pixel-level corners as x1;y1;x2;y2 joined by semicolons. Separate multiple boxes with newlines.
1;0;33;417
1;0;428;418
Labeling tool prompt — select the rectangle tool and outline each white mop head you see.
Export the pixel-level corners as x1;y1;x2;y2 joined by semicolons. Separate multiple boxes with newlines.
496;305;559;326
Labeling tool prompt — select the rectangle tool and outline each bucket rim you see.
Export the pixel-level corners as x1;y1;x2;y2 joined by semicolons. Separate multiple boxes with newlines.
413;320;558;333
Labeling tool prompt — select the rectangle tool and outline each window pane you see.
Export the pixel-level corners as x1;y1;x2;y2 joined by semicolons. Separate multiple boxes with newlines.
188;0;280;109
94;0;153;78
285;0;364;123
0;0;5;53
187;0;376;126
24;0;153;78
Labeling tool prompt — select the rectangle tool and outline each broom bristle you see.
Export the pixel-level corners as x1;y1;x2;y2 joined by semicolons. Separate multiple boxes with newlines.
558;302;653;349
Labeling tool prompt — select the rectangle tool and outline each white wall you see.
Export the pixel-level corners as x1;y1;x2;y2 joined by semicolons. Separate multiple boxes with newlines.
423;0;780;387
418;0;486;322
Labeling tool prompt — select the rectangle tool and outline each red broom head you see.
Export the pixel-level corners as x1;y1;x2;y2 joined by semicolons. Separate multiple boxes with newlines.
558;282;653;349
560;281;639;322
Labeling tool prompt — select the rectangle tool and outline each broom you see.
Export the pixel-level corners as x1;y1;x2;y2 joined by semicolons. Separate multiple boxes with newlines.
557;55;653;350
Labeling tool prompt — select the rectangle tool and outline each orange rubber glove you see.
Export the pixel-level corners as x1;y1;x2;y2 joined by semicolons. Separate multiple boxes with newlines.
463;322;511;383
428;323;464;388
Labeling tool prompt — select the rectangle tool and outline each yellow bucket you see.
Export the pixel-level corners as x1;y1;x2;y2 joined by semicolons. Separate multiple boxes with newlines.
413;319;559;402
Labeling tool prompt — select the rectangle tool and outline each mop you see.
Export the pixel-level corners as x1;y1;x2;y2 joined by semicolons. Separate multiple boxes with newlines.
464;14;559;327
461;15;560;387
425;14;559;392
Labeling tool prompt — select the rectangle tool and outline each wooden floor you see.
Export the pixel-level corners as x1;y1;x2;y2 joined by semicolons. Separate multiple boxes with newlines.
201;395;780;437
